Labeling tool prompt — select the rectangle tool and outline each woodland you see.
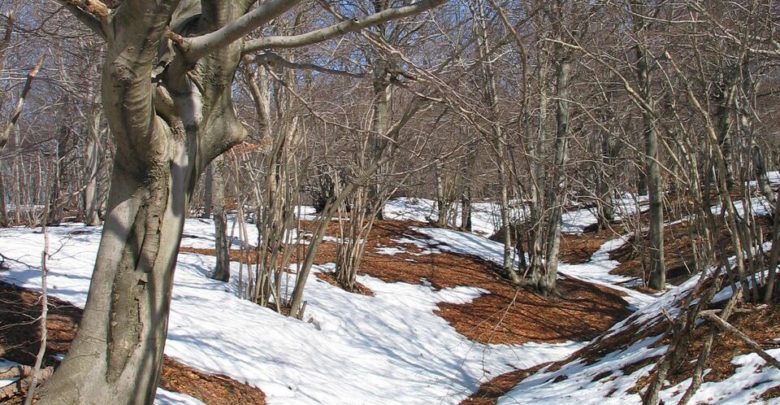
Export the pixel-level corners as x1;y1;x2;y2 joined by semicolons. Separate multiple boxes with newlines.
0;0;778;404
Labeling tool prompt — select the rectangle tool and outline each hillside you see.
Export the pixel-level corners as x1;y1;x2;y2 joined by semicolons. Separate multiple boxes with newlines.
0;197;778;404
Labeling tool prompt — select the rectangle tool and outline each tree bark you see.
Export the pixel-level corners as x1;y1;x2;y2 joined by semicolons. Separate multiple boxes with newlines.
211;156;230;282
632;16;666;290
368;59;392;220
38;3;247;403
0;166;7;226
83;112;103;226
201;165;213;219
532;56;571;296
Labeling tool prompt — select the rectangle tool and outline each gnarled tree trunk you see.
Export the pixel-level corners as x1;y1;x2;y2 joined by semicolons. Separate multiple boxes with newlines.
38;3;247;403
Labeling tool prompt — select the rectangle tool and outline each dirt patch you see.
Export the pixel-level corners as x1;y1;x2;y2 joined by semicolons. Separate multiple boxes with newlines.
333;221;633;345
559;229;621;264
314;272;374;296
491;221;626;265
459;366;544;405
182;219;632;345
160;358;266;405
0;282;265;405
609;215;774;286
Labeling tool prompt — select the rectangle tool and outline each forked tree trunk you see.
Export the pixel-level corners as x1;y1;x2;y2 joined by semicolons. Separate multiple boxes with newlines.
530;57;570;296
38;3;246;403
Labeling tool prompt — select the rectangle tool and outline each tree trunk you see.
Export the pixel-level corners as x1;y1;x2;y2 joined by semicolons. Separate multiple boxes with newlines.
596;131;617;229
39;159;194;404
0;165;7;226
532;57;571;296
201;165;213;219
460;188;472;232
83;113;103;226
633;23;666;290
39;3;247;402
46;134;64;226
434;160;450;226
211;156;230;282
368;60;392;220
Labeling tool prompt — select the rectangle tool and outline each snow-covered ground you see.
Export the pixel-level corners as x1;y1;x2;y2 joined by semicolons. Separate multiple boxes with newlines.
1;193;777;404
383;194;650;236
497;267;780;405
0;221;582;405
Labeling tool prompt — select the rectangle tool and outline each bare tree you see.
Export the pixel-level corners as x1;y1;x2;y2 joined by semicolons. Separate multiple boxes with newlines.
36;1;445;403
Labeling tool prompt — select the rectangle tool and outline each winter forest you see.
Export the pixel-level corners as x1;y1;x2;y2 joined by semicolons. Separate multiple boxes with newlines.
0;0;778;404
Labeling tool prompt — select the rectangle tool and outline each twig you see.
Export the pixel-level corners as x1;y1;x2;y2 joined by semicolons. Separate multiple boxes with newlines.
24;200;50;404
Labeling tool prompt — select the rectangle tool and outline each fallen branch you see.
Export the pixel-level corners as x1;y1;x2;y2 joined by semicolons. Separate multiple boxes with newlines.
700;311;780;369
677;286;742;405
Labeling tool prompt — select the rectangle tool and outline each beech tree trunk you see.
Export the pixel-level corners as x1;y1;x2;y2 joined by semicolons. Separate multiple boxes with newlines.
36;1;444;402
201;165;213;219
632;9;666;290
83;112;103;226
38;3;248;403
211;156;230;282
0;167;7;226
368;59;392;220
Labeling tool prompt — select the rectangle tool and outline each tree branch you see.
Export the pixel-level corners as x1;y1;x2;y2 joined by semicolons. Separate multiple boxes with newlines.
700;311;780;369
242;0;446;53
54;0;109;39
181;0;301;62
248;52;367;78
1;55;45;151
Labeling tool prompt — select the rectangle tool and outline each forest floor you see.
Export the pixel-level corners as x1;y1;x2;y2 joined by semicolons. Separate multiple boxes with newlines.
0;193;778;404
0;219;633;404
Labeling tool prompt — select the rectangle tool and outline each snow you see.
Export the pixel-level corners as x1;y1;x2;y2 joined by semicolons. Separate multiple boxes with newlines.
383;195;650;237
661;349;780;404
0;358;20;388
382;198;515;236
0;221;581;405
155;389;207;405
747;170;780;189
411;227;655;309
497;335;667;405
1;197;777;404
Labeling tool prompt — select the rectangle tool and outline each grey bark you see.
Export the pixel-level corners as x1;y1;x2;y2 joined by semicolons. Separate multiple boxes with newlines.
632;15;666;290
211;156;230;282
37;1;445;402
38;3;250;403
0;166;7;226
596;129;618;229
473;0;519;283
201;165;213;219
528;54;571;296
83;112;103;226
368;59;392;220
